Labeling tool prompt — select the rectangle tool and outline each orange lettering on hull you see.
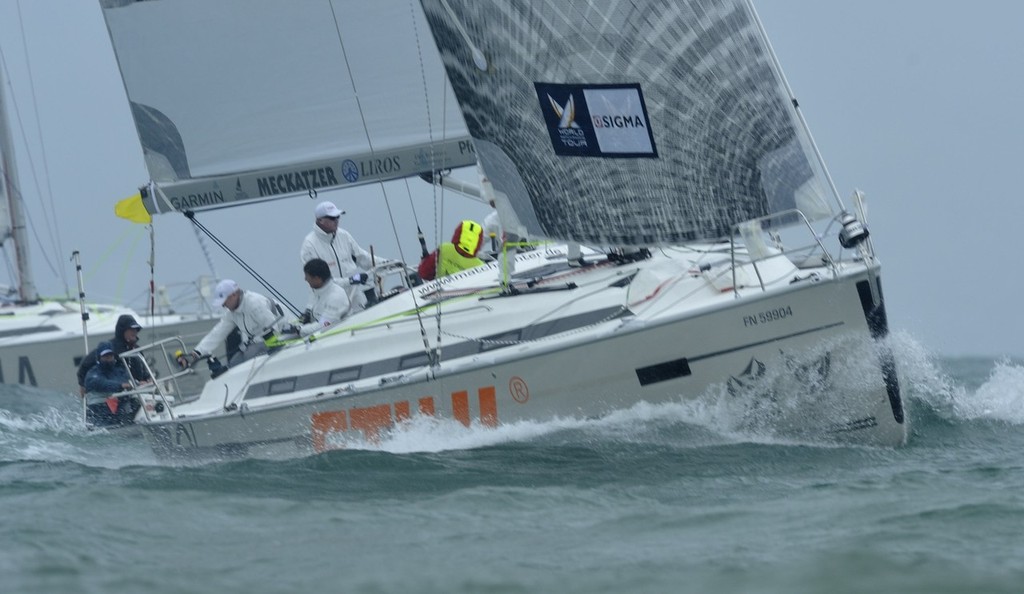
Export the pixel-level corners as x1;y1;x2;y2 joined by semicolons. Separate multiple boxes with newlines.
350;404;392;442
479;386;497;427
311;410;347;453
394;400;411;422
452;390;470;426
310;386;498;453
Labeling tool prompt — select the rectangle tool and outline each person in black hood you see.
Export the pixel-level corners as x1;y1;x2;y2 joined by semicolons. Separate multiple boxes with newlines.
76;314;152;396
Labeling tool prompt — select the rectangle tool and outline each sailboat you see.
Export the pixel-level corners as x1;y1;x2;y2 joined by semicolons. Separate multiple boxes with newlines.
97;0;906;457
0;45;218;394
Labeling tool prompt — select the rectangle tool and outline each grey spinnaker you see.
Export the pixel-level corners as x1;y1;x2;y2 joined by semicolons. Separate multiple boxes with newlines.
420;0;835;245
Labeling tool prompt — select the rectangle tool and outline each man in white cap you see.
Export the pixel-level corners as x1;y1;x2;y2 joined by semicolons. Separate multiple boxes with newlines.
184;279;283;367
300;200;376;313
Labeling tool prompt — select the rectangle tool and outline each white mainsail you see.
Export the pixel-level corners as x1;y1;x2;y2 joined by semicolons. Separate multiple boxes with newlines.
100;0;477;215
420;0;835;246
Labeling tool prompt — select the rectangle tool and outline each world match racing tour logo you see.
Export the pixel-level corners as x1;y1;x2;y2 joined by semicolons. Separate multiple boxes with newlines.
534;82;658;159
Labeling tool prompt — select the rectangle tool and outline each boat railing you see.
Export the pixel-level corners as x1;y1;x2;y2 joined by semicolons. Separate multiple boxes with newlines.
369;260;417;303
729;209;840;295
118;336;201;422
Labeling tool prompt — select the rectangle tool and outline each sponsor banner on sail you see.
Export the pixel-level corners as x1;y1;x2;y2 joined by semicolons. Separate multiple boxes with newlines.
100;0;472;210
535;83;657;159
142;139;477;214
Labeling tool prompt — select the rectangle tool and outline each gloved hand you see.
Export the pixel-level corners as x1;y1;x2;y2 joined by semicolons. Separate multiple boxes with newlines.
299;309;313;324
207;356;228;379
350;272;369;285
176;349;200;369
281;323;300;336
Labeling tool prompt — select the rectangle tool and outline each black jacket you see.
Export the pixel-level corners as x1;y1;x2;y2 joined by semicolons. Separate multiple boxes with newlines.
76;315;152;389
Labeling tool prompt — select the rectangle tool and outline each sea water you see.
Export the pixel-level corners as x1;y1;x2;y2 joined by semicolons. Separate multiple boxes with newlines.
1;332;1023;594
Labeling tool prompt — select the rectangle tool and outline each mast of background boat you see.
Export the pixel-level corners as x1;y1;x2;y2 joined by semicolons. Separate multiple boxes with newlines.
71;251;90;354
0;61;38;303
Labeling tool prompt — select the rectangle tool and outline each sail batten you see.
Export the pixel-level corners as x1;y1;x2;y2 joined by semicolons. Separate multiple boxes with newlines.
420;0;835;245
100;0;474;214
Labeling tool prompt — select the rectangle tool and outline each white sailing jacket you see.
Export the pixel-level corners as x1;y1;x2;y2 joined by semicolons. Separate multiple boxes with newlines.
300;225;375;310
196;290;282;356
299;280;351;337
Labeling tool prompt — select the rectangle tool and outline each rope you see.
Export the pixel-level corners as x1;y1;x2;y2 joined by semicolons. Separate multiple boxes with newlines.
182;210;301;317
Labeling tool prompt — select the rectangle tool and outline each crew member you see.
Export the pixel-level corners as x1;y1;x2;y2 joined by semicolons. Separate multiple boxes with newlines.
300;201;378;312
83;341;143;427
283;258;351;338
418;220;485;281
182;279;283;368
76;314;150;396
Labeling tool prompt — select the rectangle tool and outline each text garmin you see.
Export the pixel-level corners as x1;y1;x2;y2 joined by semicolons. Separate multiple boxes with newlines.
170;190;226;210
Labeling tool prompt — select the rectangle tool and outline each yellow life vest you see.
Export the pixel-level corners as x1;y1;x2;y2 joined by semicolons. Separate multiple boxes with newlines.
438;242;484;277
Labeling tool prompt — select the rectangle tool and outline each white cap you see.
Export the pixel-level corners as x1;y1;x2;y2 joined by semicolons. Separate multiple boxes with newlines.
211;279;240;307
314;201;343;219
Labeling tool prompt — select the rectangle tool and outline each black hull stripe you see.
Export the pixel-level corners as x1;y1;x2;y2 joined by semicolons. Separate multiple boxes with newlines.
634;321;844;387
689;321;845;363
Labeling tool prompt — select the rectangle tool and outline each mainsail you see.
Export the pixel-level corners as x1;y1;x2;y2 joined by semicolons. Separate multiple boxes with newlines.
420;0;836;245
99;0;476;215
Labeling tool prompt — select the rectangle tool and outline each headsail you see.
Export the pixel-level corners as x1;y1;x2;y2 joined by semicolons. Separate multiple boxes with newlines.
99;0;476;215
420;0;836;245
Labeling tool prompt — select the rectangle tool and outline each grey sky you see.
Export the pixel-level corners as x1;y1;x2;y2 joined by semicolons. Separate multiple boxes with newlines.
1;1;1022;358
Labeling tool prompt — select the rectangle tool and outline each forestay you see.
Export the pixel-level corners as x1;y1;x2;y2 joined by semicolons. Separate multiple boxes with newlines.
420;0;836;246
99;0;476;215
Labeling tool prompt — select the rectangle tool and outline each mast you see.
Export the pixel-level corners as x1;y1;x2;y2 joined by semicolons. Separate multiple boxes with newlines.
0;62;37;304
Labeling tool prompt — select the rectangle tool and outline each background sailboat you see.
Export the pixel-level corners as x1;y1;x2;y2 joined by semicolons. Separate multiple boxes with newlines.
0;34;217;394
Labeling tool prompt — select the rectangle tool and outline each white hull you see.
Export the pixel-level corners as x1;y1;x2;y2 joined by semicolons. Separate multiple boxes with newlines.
0;301;216;394
134;245;906;457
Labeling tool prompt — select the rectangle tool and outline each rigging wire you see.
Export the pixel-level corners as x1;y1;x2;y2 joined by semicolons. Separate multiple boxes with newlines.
0;246;16;295
0;36;64;292
182;210;301;317
13;0;66;293
745;0;845;212
409;0;456;369
327;0;444;368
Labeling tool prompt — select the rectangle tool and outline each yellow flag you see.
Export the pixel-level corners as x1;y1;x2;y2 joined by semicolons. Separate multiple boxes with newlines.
114;192;152;224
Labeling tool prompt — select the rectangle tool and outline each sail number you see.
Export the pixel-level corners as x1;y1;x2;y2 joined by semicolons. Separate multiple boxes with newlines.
743;306;793;327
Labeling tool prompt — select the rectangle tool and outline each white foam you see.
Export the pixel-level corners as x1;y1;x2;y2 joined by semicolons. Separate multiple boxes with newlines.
957;359;1024;423
883;331;1024;424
